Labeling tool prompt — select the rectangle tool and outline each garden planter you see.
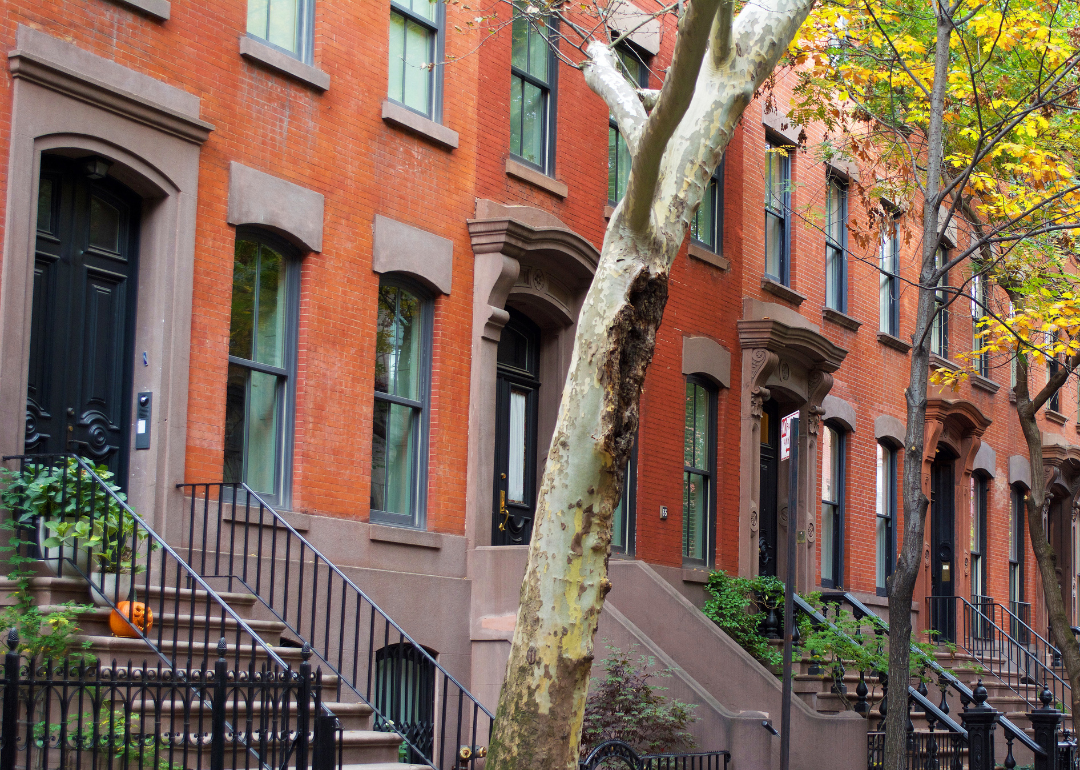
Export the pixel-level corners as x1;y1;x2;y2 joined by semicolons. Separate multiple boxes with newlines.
91;572;132;607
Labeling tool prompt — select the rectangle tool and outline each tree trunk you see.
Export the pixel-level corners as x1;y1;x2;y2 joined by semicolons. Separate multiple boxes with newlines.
1014;364;1080;719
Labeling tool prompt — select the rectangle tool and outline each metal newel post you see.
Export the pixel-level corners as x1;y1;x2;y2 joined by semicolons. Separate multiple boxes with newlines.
210;637;228;770
1029;684;1061;770
297;643;312;770
1;630;20;770
780;416;799;770
963;680;999;770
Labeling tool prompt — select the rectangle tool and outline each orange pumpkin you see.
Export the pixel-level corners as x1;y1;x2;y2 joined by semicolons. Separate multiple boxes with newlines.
109;601;153;637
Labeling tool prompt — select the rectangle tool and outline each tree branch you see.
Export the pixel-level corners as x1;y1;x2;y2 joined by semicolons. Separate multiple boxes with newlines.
711;0;734;68
582;42;649;153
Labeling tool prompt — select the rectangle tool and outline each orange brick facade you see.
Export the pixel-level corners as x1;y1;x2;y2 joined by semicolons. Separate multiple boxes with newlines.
0;0;1073;653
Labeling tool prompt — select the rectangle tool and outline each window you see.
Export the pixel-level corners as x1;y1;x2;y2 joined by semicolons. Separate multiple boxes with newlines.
374;643;436;763
389;0;443;119
879;212;900;336
971;272;990;378
825;177;847;311
820;424;845;588
691;160;725;253
970;474;988;599
247;0;313;61
608;45;648;204
764;141;791;284
510;5;556;172
1049;357;1062;413
224;234;300;505
612;438;637;555
371;280;432;528
683;379;715;566
1009;486;1028;643
875;443;897;596
931;247;949;357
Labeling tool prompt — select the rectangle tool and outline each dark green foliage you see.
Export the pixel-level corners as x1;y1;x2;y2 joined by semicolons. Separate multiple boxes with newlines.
702;570;784;668
580;644;696;758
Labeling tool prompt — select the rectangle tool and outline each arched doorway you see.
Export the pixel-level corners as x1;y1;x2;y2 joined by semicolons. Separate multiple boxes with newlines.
492;310;541;546
26;154;141;483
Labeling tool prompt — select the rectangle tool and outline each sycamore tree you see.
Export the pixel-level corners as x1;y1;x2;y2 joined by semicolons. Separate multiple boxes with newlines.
788;0;1080;765
463;1;819;767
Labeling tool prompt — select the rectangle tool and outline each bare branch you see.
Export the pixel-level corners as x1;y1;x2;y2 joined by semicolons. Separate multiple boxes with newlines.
582;43;649;152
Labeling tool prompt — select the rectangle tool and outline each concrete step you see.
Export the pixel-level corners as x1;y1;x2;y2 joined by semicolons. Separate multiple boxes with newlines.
48;604;286;643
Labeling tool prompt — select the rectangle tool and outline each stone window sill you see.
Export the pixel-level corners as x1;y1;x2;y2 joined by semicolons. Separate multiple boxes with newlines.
929;353;959;372
682;567;711;584
877;332;912;354
761;276;805;306
382;100;458;149
1046;409;1069;426
688;242;730;271
970;374;1000;395
107;0;169;20
822;307;861;331
367;522;443;550
240;36;329;91
505;158;567;198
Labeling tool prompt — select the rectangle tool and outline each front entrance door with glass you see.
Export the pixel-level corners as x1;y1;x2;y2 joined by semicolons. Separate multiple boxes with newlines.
492;311;541;546
759;400;780;576
25;156;140;483
930;455;956;642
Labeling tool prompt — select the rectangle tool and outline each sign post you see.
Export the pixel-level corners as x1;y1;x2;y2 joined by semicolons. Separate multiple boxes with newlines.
780;416;799;770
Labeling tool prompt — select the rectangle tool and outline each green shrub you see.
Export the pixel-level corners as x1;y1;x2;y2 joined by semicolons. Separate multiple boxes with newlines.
580;643;696;758
701;570;783;668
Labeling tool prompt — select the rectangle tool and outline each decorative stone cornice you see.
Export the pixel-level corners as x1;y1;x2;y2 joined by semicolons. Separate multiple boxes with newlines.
737;318;847;373
466;218;599;289
925;397;992;437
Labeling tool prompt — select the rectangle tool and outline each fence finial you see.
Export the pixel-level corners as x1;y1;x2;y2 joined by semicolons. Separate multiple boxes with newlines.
5;629;17;651
217;637;228;658
302;642;312;662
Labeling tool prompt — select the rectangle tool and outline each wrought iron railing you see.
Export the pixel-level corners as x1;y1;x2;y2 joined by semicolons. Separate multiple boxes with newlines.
1010;600;1032;645
178;482;494;770
0;631;339;770
1;453;343;769
867;727;966;770
809;592;1045;759
579;740;730;770
925;594;1071;714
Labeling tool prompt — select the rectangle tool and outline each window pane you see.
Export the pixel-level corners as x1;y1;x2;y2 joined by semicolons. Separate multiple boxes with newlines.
821;426;835;503
683;472;706;561
407;0;437;23
765;146;783;211
248;0;269;39
267;0;299;53
375;285;423;400
89;195;120;252
693;179;715;248
826;246;840;309
223;364;248;485
371;400;418;515
520;82;544;166
876;514;888;589
402;20;433;114
510;76;523;158
617;132;631;202
511;10;528;69
507;388;528;504
528;19;548;80
256;244;286;368
765;212;782;277
230;240;259;360
246;370;282;495
683;382;696;467
608;127;619;202
694;384;708;469
37;178;53;233
821;502;835;583
389;12;406;104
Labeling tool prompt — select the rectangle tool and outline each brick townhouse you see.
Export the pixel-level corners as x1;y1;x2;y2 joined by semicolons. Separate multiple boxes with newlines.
0;0;1075;766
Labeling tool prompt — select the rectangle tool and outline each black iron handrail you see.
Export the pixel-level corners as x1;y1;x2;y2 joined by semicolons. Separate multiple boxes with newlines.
580;740;730;770
1;453;343;770
926;594;1071;714
816;591;1045;757
179;482;494;770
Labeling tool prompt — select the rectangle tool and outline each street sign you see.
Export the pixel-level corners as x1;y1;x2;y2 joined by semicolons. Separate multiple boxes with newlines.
780;412;799;460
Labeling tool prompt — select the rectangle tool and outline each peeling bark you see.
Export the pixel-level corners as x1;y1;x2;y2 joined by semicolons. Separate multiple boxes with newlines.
485;1;816;767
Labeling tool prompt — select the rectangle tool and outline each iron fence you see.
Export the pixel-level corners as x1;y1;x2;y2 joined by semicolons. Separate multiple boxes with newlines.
178;482;493;770
0;632;340;770
579;740;730;770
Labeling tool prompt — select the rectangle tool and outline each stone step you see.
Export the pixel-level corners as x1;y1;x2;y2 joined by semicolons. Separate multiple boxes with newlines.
48;604;285;643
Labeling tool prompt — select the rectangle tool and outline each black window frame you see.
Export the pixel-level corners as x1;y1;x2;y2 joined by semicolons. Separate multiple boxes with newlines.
879;209;901;337
825;175;848;312
690;158;725;254
224;228;302;508
764;137;792;286
971;473;989;600
611;435;637;556
820;422;846;589
388;0;446;122
1048;355;1062;413
875;442;897;597
607;42;649;206
971;271;991;378
1009;485;1029;643
370;276;434;530
682;376;717;568
931;246;950;358
509;5;559;175
246;0;316;64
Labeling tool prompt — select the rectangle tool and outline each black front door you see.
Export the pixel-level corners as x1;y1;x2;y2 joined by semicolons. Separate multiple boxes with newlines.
930;457;956;642
759;400;780;576
492;311;541;546
25;156;140;483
